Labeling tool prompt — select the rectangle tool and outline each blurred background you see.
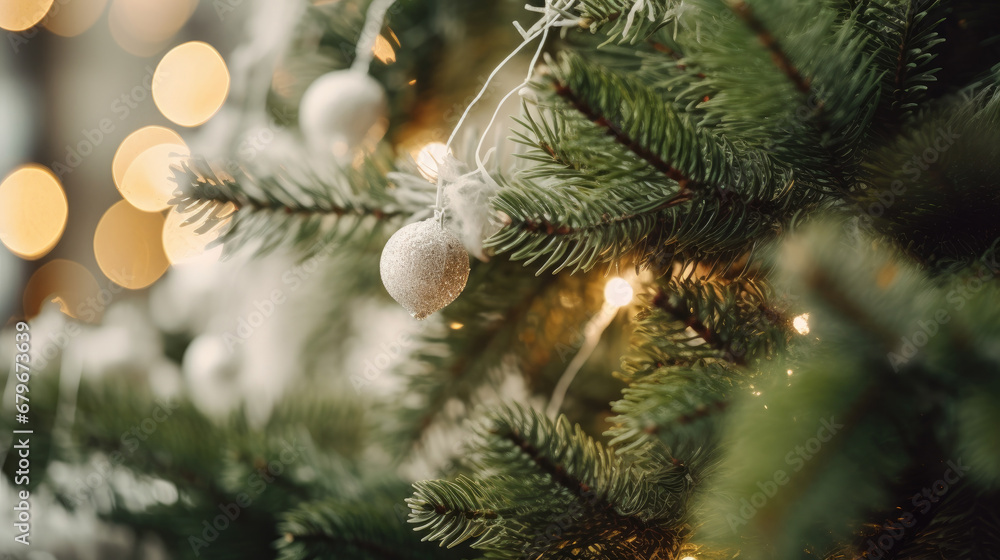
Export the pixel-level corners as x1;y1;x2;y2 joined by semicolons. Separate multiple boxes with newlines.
0;1;549;557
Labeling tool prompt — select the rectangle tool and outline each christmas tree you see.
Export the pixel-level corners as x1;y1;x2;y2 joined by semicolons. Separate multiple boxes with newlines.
3;0;1000;559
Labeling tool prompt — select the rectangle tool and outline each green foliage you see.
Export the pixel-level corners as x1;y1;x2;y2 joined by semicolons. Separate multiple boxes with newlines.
277;488;470;560
408;405;683;559
487;53;796;276
408;475;530;550
603;272;794;512
577;0;675;44
698;224;1000;558
860;0;946;129
169;154;408;260
858;79;1000;264
643;274;792;368
476;405;676;521
381;257;614;458
872;485;1000;560
674;0;881;154
606;362;744;468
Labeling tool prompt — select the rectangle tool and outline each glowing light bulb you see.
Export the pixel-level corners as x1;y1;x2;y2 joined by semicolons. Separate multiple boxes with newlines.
787;369;794;376
449;322;464;330
792;313;810;335
604;277;633;307
415;142;451;182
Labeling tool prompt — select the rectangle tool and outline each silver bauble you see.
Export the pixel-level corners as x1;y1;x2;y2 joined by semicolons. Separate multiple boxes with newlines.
380;219;470;319
299;70;388;159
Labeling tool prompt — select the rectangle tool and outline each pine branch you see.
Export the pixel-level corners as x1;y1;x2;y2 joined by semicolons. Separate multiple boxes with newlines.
606;362;743;480
729;0;863;196
407;476;522;550
410;406;685;559
887;486;1000;560
487;55;793;275
652;290;744;366
505;191;694;237
553;81;695;187
577;0;675;45
861;0;946;129
728;0;811;95
477;405;676;521
641;0;881;196
605;274;790;478
641;276;792;370
169;155;409;259
857;82;1000;263
551;53;768;190
278;495;468;560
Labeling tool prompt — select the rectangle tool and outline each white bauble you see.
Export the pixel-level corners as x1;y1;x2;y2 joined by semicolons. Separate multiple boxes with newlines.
182;334;242;417
380;219;470;319
298;70;388;160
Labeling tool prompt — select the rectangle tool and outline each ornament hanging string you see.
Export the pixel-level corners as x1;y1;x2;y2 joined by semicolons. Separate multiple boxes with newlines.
346;0;580;225
433;25;546;224
436;0;580;223
471;1;581;173
376;0;579;321
473;24;550;174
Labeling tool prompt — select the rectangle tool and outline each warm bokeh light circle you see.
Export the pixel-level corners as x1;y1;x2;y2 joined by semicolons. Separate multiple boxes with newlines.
415;142;451;182
0;0;54;31
793;313;811;335
43;0;109;37
161;204;233;266
23;259;102;321
113;126;186;192
0;164;68;260
604;277;634;307
153;41;230;127
108;0;197;57
94;201;170;289
119;142;190;212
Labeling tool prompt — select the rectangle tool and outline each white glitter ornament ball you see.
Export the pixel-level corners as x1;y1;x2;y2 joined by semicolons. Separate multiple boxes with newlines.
380;218;470;319
299;70;388;160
